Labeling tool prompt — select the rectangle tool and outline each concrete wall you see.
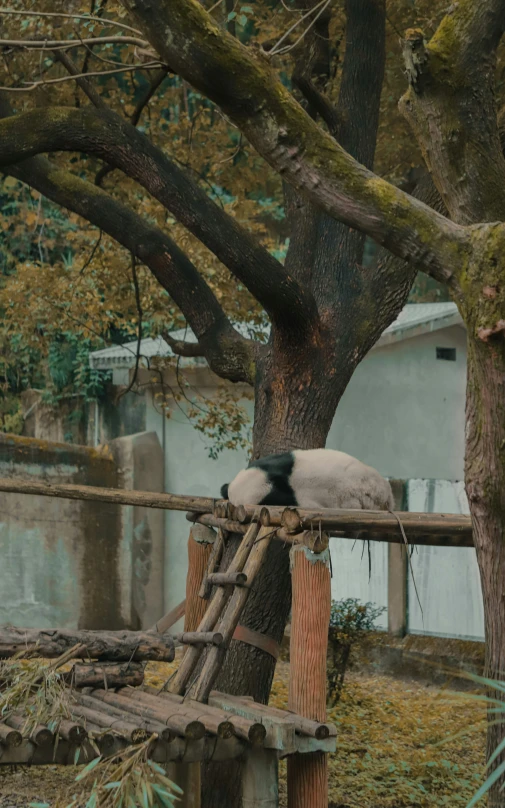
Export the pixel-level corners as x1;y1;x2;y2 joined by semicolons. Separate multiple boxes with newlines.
327;326;467;480
142;373;253;626
0;432;164;631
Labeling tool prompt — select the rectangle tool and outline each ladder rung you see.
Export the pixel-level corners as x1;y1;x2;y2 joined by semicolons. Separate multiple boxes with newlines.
176;631;224;646
206;572;248;587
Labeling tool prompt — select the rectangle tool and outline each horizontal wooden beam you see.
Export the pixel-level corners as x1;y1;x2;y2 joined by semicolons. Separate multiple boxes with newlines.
188;512;473;547
0;476;215;514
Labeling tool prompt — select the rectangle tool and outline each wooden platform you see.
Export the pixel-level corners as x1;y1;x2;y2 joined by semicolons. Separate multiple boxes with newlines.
0;684;337;764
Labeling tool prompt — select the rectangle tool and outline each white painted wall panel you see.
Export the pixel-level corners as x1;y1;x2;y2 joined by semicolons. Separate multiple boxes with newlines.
330;539;388;629
407;479;484;640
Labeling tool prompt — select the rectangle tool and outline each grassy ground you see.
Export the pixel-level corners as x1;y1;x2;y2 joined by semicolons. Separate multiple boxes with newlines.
0;659;487;807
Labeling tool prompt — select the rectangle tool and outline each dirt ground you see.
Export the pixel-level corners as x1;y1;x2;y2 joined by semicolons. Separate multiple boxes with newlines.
0;660;486;807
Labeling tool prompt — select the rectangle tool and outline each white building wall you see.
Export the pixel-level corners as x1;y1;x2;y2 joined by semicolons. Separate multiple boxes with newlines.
327;326;467;480
407;479;484;640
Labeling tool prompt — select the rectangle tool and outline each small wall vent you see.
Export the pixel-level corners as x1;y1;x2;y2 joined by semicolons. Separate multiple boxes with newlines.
436;347;456;361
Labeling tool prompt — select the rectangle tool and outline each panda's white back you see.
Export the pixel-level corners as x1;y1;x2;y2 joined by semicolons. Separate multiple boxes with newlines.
290;448;394;510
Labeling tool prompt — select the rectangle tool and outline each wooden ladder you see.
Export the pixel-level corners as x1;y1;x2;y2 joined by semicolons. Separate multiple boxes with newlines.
169;521;273;702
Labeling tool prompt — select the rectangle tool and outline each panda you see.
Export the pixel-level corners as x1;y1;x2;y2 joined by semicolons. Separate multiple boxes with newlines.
220;448;394;511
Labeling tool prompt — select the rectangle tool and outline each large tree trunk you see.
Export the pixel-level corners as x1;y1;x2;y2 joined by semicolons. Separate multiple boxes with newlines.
202;338;345;807
465;334;505;807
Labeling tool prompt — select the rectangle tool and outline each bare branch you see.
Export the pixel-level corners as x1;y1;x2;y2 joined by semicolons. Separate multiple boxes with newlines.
0;8;142;35
131;67;168;125
0;106;317;332
122;0;471;280
163;332;205;358
52;49;108;110
0;62;164;93
0;35;147;50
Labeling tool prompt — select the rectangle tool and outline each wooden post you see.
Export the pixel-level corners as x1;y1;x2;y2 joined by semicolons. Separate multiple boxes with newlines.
242;747;279;808
287;543;331;808
388;479;407;637
179;524;215;808
388;544;407;636
184;524;216;633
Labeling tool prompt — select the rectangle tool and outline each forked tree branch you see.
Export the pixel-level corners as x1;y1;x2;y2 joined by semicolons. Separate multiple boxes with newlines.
0;106;317;333
121;0;471;280
162;332;205;358
0;99;255;385
400;2;505;226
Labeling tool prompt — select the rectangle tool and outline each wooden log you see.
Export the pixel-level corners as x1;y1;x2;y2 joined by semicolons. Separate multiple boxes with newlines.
185;525;217;633
89;691;205;741
287;545;331;808
192;525;275;703
78;692;175;742
142;687;266;745
64;661;144;689
187;512;247;535
5;714;53;747
169;521;261;696
70;702;150;744
213;500;230;519
199;528;225;599
188;512;473;547
176;632;224;647
0;722;22;747
150;599;186;634
0;476;214;514
227;695;335;740
85;723;115;750
57;719;87;745
242;747;279;808
128;690;232;740
0;627;175;662
206;572;248;587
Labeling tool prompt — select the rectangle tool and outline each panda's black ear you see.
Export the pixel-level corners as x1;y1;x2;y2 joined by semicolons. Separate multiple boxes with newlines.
221;484;229;500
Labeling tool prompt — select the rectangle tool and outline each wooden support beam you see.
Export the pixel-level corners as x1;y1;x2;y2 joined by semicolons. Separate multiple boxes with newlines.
242;747;279;808
187;511;471;547
287;545;331;808
0;476;214;514
150;599;186;634
199;527;225;599
185;524;216;633
0;627;175;662
388;544;408;637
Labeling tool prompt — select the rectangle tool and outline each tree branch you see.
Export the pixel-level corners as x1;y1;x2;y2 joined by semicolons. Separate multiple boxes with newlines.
0;100;255;385
0;105;317;332
162;332;205;357
52;49;108;110
399;2;505;225
121;0;471;280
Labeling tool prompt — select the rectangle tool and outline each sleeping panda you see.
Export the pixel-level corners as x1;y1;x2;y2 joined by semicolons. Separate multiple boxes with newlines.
221;448;394;511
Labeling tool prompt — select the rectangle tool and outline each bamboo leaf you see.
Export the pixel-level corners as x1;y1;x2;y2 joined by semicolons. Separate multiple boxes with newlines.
466;760;505;808
75;755;102;781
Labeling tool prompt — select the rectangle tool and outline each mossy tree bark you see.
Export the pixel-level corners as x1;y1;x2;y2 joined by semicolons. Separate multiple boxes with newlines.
3;0;505;804
399;7;505;804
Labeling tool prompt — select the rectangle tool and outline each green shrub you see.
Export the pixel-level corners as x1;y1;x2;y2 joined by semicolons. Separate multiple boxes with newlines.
327;598;385;706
